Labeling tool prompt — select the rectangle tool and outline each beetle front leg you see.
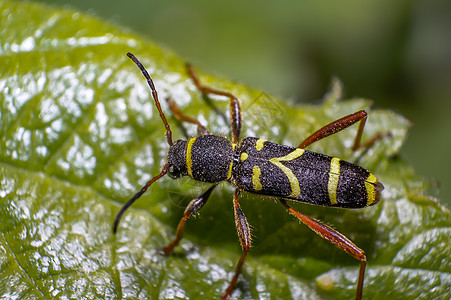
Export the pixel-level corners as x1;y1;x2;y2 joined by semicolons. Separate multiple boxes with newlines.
186;64;242;143
159;184;217;255
165;97;209;136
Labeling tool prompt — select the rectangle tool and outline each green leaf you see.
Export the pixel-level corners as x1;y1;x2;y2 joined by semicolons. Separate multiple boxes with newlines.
1;1;449;299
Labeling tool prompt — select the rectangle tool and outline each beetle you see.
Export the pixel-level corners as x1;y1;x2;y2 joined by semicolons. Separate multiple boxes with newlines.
113;52;385;300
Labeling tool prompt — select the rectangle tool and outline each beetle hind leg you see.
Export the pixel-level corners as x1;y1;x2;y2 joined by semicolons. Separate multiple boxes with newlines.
298;110;389;151
279;199;366;300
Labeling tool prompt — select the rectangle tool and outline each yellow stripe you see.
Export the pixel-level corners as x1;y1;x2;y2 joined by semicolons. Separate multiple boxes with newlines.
252;165;263;191
240;152;248;161
328;158;341;205
186;137;197;177
227;161;233;180
269;148;305;198
365;173;378;206
256;138;267;151
226;143;237;180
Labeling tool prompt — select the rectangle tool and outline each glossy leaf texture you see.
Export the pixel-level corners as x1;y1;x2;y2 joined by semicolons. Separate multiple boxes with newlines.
0;1;450;299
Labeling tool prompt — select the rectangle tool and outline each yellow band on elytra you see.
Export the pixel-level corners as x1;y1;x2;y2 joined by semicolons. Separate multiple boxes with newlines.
256;138;267;151
252;165;263;191
365;173;378;206
269;148;305;198
240;152;248;161
328;158;341;205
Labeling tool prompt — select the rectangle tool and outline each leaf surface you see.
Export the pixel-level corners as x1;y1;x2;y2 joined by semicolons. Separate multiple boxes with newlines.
0;1;449;299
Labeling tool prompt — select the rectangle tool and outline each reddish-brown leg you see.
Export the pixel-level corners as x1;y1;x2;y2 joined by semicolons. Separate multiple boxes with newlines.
279;199;366;300
159;184;217;255
298;110;368;150
165;97;208;135
222;189;251;300
187;64;242;144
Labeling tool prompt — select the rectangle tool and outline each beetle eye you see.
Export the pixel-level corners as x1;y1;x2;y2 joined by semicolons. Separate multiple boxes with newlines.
167;164;182;179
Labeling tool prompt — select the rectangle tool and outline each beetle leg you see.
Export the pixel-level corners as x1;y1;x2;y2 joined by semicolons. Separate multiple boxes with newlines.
187;64;242;143
298;110;376;151
279;199;366;300
222;189;251;300
159;184;217;255
165;97;209;135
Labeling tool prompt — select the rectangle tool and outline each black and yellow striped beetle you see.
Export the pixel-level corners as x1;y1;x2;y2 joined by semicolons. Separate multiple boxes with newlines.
113;53;385;300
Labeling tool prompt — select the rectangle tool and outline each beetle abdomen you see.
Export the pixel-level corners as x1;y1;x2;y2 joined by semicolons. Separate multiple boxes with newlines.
232;137;383;208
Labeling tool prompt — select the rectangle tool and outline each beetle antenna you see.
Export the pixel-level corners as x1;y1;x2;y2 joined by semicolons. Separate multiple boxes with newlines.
113;163;169;233
127;52;173;146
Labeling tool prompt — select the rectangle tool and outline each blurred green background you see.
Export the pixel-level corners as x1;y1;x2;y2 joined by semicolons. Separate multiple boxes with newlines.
21;0;450;207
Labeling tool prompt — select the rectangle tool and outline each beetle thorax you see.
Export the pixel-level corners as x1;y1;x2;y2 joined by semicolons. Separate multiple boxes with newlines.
167;135;234;183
